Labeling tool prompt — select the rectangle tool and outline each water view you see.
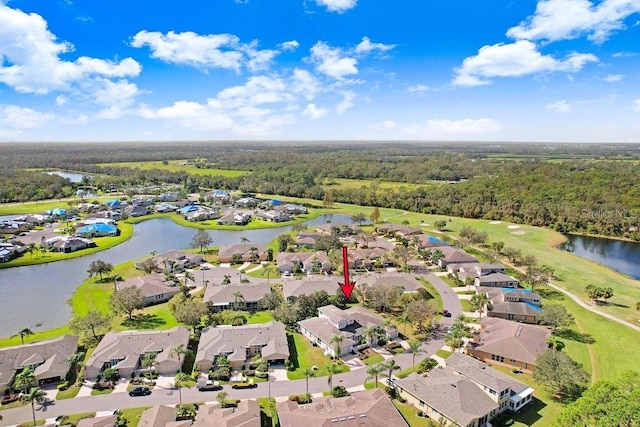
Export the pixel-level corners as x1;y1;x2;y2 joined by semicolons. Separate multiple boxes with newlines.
559;234;640;280
0;214;352;335
46;170;87;183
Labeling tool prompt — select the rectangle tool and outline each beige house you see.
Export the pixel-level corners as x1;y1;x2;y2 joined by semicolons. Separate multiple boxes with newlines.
396;353;533;427
76;415;119;427
282;278;341;301
217;244;268;264
480;287;542;324
137;250;203;273
203;283;271;312
194;400;260;427
277;251;332;274
85;327;190;380
196;321;289;371
466;317;551;373
116;275;180;306
278;389;408;427
0;335;78;394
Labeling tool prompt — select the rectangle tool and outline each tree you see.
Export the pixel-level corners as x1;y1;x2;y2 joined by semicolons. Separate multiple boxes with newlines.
325;363;341;393
538;305;574;333
534;349;589;400
408;341;423;372
434;220;447;231
554;371;640;426
370;207;380;224
272;301;300;326
174;372;191;406
240;236;250;245
301;368;315;395
137;258;158;274
13;328;34;345
314;235;342;255
398;312;412;337
382;359;400;384
109;287;145;320
601;287;614;304
259;291;283;311
217;391;229;408
351;212;367;225
87;259;114;281
264;264;278;286
141;352;157;371
367;284;402;313
22;387;46;427
366;364;383;388
170;344;191;373
278;234;295;252
469;293;491;319
14;367;37;394
330;334;344;358
404;299;436;332
190;229;213;254
392;245;413;271
181;270;195;289
232;291;245;310
68;351;86;381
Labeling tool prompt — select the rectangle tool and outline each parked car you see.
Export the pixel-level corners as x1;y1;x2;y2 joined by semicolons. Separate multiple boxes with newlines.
128;386;152;397
232;381;257;389
198;380;223;392
442;310;452;317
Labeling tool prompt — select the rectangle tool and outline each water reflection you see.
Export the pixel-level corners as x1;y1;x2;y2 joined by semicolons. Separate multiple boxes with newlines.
559;234;640;280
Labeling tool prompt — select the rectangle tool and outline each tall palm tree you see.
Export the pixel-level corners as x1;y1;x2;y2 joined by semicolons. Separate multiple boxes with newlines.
408;341;423;372
470;293;491;319
366;364;383;388
169;344;191;374
174;372;191;406
240;237;250;245
330;335;343;358
14;367;37;394
301;368;315;395
216;391;229;408
381;318;394;340
325;363;341;393
22;387;46;426
141;352;157;371
364;327;381;349
232;291;245;310
13;328;34;345
383;359;400;384
182;271;195;288
397;312;411;337
264;264;277;285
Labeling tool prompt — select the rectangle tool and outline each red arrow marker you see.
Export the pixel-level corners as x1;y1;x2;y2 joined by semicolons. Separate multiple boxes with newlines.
338;246;356;299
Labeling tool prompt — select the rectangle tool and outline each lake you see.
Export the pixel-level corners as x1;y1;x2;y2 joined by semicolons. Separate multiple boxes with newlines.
559;234;640;280
0;214;352;335
46;171;87;183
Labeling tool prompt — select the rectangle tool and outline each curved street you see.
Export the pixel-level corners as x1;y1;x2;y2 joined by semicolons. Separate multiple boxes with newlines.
0;273;458;426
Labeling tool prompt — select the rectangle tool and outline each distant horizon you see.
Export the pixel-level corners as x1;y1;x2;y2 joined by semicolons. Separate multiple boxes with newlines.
1;1;639;142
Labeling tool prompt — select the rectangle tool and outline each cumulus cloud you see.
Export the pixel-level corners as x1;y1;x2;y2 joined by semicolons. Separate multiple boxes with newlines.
303;103;328;119
290;68;321;99
0;3;140;94
279;40;300;51
506;0;640;44
310;41;358;79
355;37;396;55
336;90;355;113
404;118;502;137
0;104;54;128
547;99;571;112
633;99;640;112
603;73;623;81
453;40;597;86
407;84;429;93
315;0;357;13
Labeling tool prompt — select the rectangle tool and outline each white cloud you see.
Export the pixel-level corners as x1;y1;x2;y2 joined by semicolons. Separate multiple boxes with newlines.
371;120;397;130
0;104;54;128
404;118;502;137
0;3;140;94
278;40;299;51
291;68;321;100
506;0;640;43
55;95;67;106
336;90;355;113
310;41;358;80
407;84;429;93
302;103;328;119
603;73;623;81
547;99;571;112
453;40;598;86
632;99;640;112
315;0;357;13
354;37;396;55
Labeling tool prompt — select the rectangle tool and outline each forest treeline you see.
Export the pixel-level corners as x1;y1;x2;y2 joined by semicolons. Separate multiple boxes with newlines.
1;142;639;239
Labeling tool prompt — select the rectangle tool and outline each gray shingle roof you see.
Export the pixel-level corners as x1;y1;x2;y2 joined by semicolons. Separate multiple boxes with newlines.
203;283;271;305
283;279;341;299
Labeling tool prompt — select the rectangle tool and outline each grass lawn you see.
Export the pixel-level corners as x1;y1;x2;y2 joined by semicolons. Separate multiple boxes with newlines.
439;274;461;288
417;277;443;314
246;311;274;324
362;353;385;365
65;412;97;425
435;349;452;359
118;406;150;427
0;198;114;216
393;401;433;427
320;178;430;192
90;387;113;395
98;160;248;177
17;420;45;427
286;333;349;380
257;397;278;427
56;385;81;400
460;299;474;312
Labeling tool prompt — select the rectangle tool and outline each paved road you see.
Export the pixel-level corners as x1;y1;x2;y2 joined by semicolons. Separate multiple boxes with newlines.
0;274;453;426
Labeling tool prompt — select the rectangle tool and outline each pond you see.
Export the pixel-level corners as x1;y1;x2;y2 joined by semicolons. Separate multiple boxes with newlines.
558;234;640;280
46;171;87;183
0;214;353;335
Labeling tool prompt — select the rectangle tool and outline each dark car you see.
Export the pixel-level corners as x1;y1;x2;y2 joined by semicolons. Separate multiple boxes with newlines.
198;381;223;392
232;381;257;389
442;310;452;317
128;386;151;397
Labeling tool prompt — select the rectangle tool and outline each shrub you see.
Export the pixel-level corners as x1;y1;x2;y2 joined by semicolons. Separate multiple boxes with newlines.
331;386;349;398
417;358;439;374
57;381;70;391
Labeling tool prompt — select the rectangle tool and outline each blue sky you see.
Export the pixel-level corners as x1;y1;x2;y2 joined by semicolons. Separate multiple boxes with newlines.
1;0;639;142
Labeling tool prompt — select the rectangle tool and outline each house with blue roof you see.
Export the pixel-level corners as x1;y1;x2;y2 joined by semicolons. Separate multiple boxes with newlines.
106;199;121;208
76;223;119;238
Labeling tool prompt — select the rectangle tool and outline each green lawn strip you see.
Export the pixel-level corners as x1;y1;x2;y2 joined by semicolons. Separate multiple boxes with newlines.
257;397;278;427
393;400;433;427
246;311;274;324
435;349;452;359
118;406;151;427
286;333;349;380
362;354;385;365
56;385;81;400
438;274;460;288
65;412;96;425
320;178;430;192
98;160;248;177
90;388;113;395
0;222;133;269
459;299;474;312
0;325;70;346
417;277;443;314
17;420;45;426
0;198;115;215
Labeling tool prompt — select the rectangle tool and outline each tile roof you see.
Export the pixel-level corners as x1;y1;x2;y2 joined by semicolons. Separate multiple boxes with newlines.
193;400;261;427
203;283;271;305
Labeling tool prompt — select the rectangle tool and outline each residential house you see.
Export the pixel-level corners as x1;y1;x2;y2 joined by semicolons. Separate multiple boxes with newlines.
347;247;392;270
47;236;96;253
234;197;260;208
282;279;341;301
76;415;119;427
466;317;551;373
155;202;179;213
376;223;422;237
395;353;534;427
282;203;307;214
193;400;261;427
277;251;332;274
116;275;180;306
354;236;395;251
0;335;79;394
217;212;252;226
85;327;190;380
358;273;423;293
158;192;179;202
206;189;232;204
183;206;223;222
480;287;542;323
255;210;292;223
278;389;408;427
75;222;119;238
315;222;360;236
203;283;271;312
456;263;506;281
138;250;203;273
196;321;290;371
475;273;520;288
124;204;149;217
218;244;268;264
298;305;397;357
0;242;24;262
295;232;322;248
412;234;449;250
138;405;188;427
436;246;478;268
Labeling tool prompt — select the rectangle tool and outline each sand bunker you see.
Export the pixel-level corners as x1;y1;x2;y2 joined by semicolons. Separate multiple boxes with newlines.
507;225;521;229
511;231;526;235
489;221;502;224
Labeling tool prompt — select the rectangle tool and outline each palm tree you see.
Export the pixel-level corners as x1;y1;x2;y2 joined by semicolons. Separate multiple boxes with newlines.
366;364;383;388
383;359;400;384
217;391;229;408
13;328;34;345
264;264;277;285
174;372;191;406
141;352;157;371
68;351;86;381
381;318;394;340
249;246;259;262
182;271;195;288
232;291;245;311
14;367;37;394
112;275;122;291
22;387;46;426
330;334;344;358
325;363;341;393
470;293;491;318
397;312;412;337
170;344;191;373
240;237;250;245
408;341;423;372
301;368;315;395
364;327;381;349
